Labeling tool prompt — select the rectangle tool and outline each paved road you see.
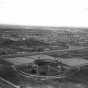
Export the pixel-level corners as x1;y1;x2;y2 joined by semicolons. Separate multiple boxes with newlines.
0;76;18;88
0;46;87;58
1;46;88;67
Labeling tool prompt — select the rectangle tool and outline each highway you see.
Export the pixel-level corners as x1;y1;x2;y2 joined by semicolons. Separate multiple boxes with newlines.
0;46;88;58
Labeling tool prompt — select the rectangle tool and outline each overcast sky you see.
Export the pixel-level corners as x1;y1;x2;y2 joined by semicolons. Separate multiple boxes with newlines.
0;0;88;27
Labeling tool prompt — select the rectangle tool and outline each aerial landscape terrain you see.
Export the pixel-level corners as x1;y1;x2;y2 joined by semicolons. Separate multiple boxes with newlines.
0;25;88;88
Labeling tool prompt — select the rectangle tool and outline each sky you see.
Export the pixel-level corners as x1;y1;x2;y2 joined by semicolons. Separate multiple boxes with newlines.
0;0;88;27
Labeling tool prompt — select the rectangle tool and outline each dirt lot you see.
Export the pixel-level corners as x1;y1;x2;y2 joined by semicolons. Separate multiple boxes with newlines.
4;54;88;66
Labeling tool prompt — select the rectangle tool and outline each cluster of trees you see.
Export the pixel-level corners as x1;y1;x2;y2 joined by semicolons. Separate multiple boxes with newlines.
0;38;49;54
0;38;69;55
0;38;49;47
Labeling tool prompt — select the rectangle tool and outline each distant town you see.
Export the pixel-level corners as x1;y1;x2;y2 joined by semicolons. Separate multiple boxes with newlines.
0;25;88;55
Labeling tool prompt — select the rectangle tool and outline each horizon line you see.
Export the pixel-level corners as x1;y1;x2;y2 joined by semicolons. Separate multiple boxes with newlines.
0;24;88;30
